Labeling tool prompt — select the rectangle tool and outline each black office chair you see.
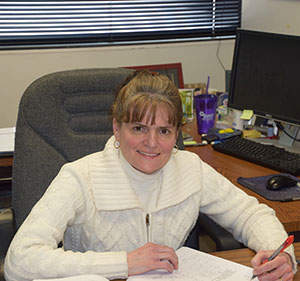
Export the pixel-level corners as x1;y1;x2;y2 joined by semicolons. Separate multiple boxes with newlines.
0;68;241;280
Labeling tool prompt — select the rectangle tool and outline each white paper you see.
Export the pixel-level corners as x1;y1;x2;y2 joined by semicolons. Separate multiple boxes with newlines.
0;127;15;153
128;247;258;281
34;275;109;281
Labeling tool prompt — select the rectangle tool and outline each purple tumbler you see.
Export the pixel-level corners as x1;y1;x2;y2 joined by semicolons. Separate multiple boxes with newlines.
194;94;218;134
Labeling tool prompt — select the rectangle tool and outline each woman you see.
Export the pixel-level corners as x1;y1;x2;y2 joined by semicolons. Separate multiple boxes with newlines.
4;70;296;281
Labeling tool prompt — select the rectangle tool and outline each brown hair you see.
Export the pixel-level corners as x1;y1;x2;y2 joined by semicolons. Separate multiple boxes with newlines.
111;70;183;131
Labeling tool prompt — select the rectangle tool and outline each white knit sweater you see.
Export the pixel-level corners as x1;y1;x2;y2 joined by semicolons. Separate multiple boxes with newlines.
4;136;296;281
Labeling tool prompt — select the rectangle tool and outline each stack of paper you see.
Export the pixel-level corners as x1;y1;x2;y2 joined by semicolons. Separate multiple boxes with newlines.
128;247;257;281
0;127;15;155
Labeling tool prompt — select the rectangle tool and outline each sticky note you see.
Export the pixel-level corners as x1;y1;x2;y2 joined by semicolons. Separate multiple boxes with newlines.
219;128;234;134
240;110;254;120
183;140;197;145
242;129;261;138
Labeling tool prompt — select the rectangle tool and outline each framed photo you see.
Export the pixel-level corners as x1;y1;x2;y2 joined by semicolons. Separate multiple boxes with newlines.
125;63;184;88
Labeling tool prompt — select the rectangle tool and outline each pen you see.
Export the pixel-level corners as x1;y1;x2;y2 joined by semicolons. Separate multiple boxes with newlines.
205;75;210;95
251;235;294;280
183;141;208;147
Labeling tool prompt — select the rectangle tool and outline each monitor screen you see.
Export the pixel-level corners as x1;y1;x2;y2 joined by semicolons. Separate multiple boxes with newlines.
228;29;300;127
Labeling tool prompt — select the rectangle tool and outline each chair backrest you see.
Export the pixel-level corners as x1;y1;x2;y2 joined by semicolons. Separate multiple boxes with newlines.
12;68;184;229
12;68;134;229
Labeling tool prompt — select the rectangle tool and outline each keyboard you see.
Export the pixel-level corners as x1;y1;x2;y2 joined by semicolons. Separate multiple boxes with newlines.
212;136;300;176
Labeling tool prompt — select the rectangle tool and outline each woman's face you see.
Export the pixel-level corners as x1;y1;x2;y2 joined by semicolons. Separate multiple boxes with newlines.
113;105;178;174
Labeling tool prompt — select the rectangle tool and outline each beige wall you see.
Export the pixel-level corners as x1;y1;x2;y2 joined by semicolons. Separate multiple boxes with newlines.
242;0;300;36
0;40;235;128
1;0;300;128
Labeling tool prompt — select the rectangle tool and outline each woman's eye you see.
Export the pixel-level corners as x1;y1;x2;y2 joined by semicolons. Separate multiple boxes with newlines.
160;128;170;135
133;126;146;132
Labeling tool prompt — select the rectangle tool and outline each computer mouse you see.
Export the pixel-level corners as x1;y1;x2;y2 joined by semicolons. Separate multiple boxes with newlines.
266;175;299;191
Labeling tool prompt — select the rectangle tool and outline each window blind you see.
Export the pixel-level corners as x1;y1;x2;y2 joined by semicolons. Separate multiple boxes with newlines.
0;0;241;49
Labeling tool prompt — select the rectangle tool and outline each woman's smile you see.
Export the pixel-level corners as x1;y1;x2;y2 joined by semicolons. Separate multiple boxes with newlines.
137;150;160;157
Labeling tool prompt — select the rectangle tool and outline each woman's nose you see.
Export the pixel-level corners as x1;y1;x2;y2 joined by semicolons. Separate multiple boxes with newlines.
145;131;158;147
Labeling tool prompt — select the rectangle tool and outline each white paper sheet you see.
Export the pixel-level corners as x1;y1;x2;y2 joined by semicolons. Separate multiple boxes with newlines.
0;127;15;153
34;275;109;281
128;247;258;281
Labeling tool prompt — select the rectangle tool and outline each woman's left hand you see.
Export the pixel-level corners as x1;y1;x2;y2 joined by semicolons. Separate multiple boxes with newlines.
251;250;294;280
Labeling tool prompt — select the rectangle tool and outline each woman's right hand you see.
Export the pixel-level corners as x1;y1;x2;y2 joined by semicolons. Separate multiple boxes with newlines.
127;242;179;276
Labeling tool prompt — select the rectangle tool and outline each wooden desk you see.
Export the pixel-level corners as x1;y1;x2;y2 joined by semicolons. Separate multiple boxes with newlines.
182;122;300;233
0;156;13;208
0;156;13;167
212;242;300;280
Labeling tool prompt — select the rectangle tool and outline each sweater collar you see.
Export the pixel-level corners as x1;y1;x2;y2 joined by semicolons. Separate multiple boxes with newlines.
90;136;200;211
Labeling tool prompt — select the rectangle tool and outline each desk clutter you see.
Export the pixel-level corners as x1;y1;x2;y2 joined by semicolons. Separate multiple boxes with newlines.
201;128;242;144
180;79;300;175
237;174;300;202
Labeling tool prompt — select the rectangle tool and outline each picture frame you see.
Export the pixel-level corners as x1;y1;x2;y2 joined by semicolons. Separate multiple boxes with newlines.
125;63;184;88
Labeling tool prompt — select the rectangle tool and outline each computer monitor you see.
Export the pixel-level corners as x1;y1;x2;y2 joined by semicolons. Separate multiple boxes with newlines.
228;29;300;128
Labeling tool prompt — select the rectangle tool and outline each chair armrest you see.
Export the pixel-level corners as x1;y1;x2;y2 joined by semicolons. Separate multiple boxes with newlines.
197;213;243;251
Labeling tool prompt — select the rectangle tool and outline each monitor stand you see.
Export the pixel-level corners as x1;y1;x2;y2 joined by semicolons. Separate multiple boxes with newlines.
279;124;299;147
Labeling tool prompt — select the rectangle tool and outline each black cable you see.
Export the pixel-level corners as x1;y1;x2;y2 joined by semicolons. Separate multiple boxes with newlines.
216;40;226;71
275;122;300;142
